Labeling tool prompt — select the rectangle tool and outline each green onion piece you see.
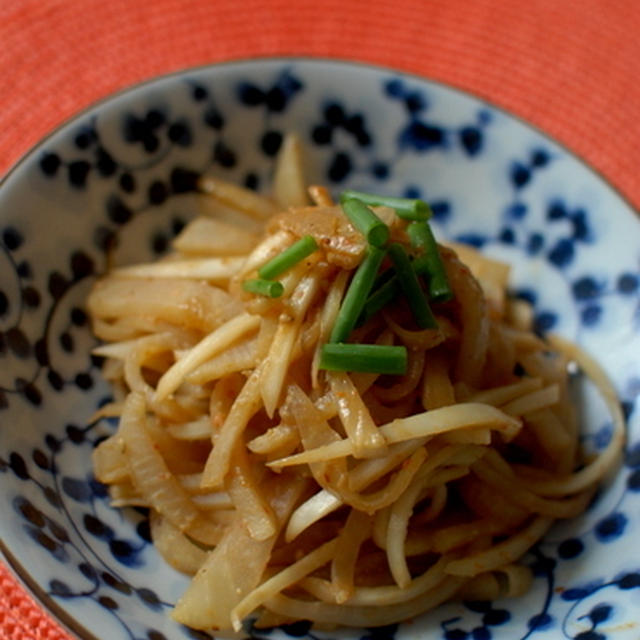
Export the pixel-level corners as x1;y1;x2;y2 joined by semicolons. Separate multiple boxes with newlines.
242;278;284;298
341;198;390;248
330;245;386;343
341;190;432;221
388;243;438;329
319;343;407;375
258;235;318;280
408;221;453;303
359;275;399;325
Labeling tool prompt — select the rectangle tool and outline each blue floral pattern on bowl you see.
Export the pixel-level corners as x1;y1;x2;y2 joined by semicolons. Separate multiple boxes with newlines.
0;58;638;640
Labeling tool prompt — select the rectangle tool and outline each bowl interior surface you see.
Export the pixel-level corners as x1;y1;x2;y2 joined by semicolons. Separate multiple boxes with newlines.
0;58;639;640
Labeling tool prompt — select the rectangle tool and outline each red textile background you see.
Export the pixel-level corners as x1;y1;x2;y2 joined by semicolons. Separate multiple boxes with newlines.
1;0;638;638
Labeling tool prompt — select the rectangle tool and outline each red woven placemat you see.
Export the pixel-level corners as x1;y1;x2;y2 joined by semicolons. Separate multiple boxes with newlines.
1;0;639;638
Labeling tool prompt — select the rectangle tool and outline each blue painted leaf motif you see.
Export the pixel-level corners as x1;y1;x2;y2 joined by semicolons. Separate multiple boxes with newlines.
83;513;114;540
506;202;528;220
399;120;446;151
595;512;628;542
136;517;152;542
527;231;544;254
627;469;640;491
581;303;602;326
482;609;510;626
547;199;568;220
66;424;86;443
593;424;613;449
455;233;487;248
98;595;119;610
618;572;640;589
404;90;426;112
62;476;93;503
572;276;602;300
68;160;91;188
101;571;133;594
558;538;585;559
562;580;604;601
184;628;215;640
261;130;283;157
89;478;109;498
170;167;199;193
548;238;575;268
384;77;405;98
191;84;208;101
237;82;264;105
472;627;491;640
74;126;97;149
571;209;592;242
236;71;302;112
78;561;97;581
213;140;236;168
106;194;133;225
3;227;24;250
167;120;192;147
148;181;169;205
563;588;593;602
510;161;531;188
531;148;551;167
574;632;606;640
528;612;553;630
459;126;483;156
588;604;613;624
617;272;638;293
312;123;332;144
534;310;558;334
123;109;165;152
45;515;70;543
9;452;29;479
328;152;352;183
110;538;144;567
95;146;117;176
43;485;62;508
136;587;161;610
265;87;286;112
625;441;640;467
15;497;45;527
203;105;224;129
6;328;30;358
430;201;451;222
49;579;72;597
40;152;61;176
499;227;516;244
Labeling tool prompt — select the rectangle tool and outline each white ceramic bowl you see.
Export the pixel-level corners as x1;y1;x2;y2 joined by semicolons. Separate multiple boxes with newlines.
1;58;638;640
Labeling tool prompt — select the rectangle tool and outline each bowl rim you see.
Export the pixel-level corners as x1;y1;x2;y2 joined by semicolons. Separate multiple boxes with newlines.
0;55;638;640
1;55;638;219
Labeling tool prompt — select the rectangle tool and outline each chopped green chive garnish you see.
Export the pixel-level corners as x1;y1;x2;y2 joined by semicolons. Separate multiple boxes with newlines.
408;222;453;303
242;278;284;298
258;235;318;280
319;343;408;375
341;198;390;248
359;274;399;325
388;243;438;329
341;190;433;221
330;245;386;343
